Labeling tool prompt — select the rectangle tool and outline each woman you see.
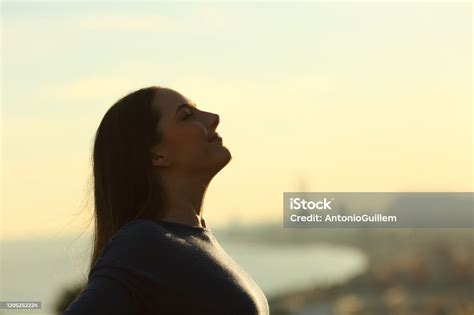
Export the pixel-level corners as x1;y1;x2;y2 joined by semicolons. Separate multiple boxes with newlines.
63;86;270;314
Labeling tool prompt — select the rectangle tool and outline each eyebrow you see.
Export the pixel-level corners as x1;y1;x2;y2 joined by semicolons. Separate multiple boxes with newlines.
175;103;196;116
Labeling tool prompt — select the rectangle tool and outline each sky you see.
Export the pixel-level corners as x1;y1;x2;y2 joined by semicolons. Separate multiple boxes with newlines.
1;1;472;240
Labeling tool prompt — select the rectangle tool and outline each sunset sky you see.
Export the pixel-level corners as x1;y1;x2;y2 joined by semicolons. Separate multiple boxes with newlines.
1;1;472;239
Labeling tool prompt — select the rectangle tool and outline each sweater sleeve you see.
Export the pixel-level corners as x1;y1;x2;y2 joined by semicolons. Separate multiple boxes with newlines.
63;273;143;315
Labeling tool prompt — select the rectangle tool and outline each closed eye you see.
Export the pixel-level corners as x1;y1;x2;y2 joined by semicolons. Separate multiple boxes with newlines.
183;113;193;120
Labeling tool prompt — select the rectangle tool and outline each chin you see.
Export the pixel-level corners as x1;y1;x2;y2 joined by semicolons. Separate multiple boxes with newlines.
213;147;232;173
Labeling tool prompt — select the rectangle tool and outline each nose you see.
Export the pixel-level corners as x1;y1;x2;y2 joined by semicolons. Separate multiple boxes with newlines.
208;112;220;130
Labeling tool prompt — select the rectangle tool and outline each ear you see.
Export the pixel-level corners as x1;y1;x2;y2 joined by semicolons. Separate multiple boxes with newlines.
150;145;171;167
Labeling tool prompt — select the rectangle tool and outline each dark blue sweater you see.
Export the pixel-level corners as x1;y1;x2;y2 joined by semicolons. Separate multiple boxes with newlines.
63;218;270;315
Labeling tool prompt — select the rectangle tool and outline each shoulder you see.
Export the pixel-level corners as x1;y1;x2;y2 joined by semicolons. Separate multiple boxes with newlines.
93;219;168;268
113;219;167;243
87;219;183;296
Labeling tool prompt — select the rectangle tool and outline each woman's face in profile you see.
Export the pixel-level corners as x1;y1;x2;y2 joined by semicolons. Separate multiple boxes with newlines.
150;88;231;177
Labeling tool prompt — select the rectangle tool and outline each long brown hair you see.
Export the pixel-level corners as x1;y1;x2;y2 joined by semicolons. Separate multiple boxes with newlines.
88;86;166;273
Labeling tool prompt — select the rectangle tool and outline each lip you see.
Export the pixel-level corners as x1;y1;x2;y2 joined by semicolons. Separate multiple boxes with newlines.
208;133;220;142
212;136;222;143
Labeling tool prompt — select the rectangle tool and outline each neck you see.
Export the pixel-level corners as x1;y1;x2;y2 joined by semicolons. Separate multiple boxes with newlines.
158;174;210;228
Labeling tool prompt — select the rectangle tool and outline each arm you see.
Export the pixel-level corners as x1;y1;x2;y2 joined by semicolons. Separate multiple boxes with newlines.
63;275;143;315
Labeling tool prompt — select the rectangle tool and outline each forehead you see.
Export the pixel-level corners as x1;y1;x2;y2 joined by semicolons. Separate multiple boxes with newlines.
152;88;195;117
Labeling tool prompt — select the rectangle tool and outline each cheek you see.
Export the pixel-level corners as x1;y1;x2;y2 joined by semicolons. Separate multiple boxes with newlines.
169;130;208;160
180;139;206;155
184;139;217;166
